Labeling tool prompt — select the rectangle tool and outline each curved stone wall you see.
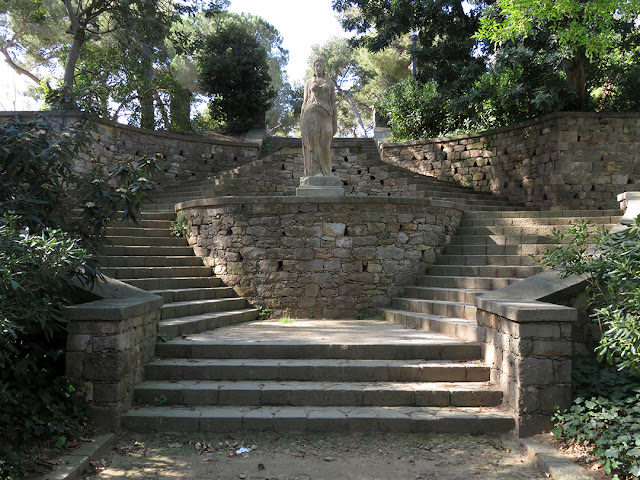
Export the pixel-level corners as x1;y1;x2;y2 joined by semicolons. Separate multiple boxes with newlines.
379;112;640;210
178;196;462;319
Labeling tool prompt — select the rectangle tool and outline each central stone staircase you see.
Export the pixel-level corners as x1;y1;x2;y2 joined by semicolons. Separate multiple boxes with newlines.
100;138;620;434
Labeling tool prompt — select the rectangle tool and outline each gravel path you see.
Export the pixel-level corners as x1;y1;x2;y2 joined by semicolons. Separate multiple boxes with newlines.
89;431;550;480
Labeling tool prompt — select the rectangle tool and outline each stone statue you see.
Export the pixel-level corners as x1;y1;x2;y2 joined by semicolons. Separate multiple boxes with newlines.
300;58;338;177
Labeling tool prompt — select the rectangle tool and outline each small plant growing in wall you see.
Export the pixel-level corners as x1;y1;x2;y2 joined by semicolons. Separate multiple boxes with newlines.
154;395;168;406
256;305;271;321
171;211;190;237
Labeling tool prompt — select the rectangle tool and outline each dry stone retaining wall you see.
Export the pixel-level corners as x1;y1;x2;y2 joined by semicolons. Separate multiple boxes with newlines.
179;196;462;319
0;112;261;184
380;112;640;210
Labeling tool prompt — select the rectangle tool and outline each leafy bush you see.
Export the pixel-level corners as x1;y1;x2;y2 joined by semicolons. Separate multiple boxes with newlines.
0;114;163;254
0;216;91;479
0;114;163;478
552;356;640;479
170;211;190;237
539;218;640;374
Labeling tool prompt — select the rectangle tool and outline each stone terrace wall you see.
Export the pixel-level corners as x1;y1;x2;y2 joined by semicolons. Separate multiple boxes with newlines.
217;141;420;197
380;112;640;210
0;112;261;184
178;196;462;319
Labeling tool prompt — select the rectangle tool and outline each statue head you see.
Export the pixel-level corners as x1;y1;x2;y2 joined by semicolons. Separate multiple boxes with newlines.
313;58;327;78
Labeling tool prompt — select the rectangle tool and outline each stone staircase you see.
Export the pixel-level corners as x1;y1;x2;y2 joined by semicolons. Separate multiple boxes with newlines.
384;209;622;342
100;212;258;340
102;138;621;435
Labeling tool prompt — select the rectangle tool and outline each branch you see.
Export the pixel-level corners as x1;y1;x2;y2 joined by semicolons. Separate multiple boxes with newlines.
1;46;41;84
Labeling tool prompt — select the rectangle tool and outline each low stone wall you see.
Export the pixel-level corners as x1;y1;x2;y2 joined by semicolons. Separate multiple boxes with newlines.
379;112;640;210
178;196;462;319
63;278;162;431
0;111;261;184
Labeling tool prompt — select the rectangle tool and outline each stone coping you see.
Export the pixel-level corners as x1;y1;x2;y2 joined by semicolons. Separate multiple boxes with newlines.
475;191;640;323
176;195;464;211
63;275;163;322
375;111;640;147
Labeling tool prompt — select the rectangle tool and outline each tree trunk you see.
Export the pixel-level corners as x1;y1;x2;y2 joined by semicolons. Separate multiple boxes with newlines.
564;47;587;110
139;88;155;130
170;87;192;131
63;32;85;89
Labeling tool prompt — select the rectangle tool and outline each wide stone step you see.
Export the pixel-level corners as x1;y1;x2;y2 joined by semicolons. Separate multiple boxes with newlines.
456;225;565;236
443;243;557;256
133;380;503;408
117;218;172;229
152;286;236;303
101;245;194;256
143;358;489;382
391;298;476;321
155;338;482;361
161;298;249;320
138;210;175;220
106;226;177;238
416;275;520;290
403;286;485;303
467;209;622;219
122;276;223;291
102;265;213;279
99;255;203;268
435;254;535;266
107;235;188;247
427;264;538;278
459;215;620;227
121;405;515;434
384;310;478;343
448;234;556;246
158;308;259;339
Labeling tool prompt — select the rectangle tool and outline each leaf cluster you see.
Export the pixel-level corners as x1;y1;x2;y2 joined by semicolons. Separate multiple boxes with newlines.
539;218;640;375
553;356;640;479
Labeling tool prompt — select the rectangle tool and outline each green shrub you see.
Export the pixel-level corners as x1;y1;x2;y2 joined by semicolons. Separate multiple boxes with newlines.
539;218;640;374
170;211;190;237
552;356;640;479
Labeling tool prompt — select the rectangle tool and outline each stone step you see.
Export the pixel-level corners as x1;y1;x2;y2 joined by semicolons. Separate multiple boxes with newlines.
384;310;478;343
122;276;224;290
143;358;489;382
459;216;620;227
155;338;483;361
101;245;195;256
409;185;518;202
468;209;622;219
435;254;535;266
159;308;259;339
99;255;203;268
448;234;556;246
426;264;538;278
443;243;557;256
416;275;520;290
391;298;476;321
161;298;249;320
403;286;485;304
106;226;178;238
134;380;503;408
121;405;515;434
152;286;236;303
428;199;527;211
117;218;172;229
107;235;187;247
139;210;175;220
455;226;570;236
101;265;213;279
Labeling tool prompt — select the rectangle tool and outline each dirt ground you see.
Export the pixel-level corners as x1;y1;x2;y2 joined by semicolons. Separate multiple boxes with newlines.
88;431;554;480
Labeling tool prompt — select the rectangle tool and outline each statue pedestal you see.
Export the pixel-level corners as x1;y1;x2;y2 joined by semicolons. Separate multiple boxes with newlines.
296;176;345;197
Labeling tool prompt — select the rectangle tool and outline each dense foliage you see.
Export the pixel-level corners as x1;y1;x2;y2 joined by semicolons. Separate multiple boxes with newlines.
540;219;640;374
553;356;640;479
0;115;161;478
334;0;640;141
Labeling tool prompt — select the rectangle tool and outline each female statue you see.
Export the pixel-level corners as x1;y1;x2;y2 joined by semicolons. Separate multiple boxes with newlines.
300;58;338;177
